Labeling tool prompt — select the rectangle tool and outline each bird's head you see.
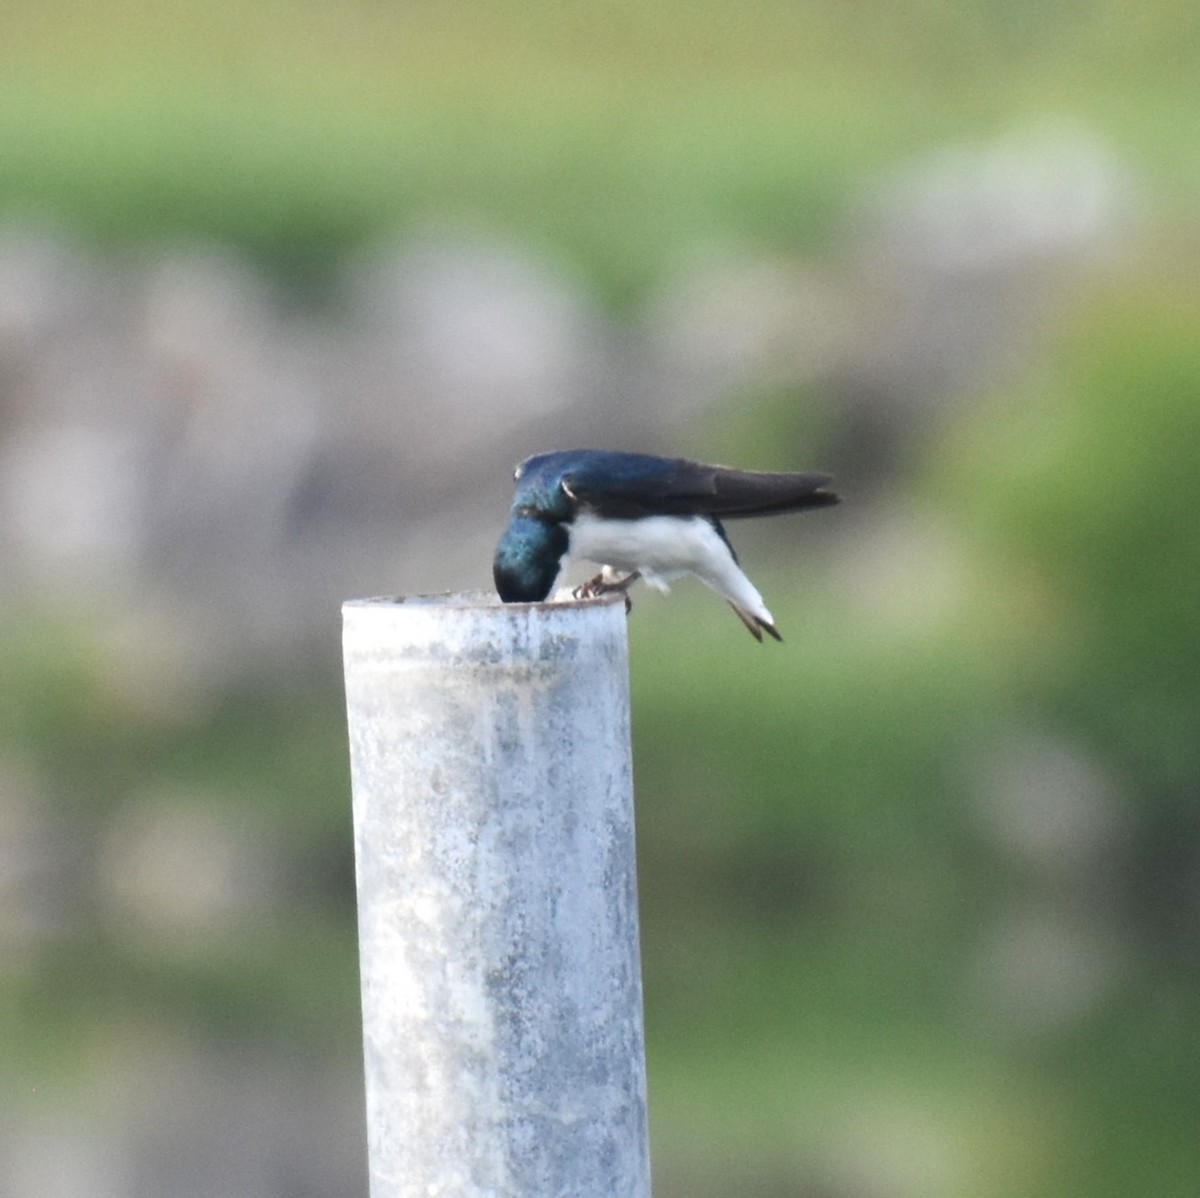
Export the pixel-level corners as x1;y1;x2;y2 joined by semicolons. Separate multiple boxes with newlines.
493;514;569;603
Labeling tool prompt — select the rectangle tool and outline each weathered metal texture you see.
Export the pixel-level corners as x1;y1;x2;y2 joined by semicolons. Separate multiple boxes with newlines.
342;592;649;1198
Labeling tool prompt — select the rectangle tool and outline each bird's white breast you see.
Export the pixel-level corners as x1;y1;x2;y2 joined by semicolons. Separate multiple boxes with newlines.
568;512;728;581
565;509;773;626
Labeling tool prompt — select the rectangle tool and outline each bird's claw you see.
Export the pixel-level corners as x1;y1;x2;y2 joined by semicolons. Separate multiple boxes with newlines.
572;574;605;601
573;571;641;614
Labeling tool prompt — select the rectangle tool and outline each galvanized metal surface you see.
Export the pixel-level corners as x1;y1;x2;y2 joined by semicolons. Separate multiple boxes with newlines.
342;592;649;1198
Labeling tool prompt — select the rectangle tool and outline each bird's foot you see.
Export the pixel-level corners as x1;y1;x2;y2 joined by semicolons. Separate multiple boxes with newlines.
573;570;641;613
572;573;603;600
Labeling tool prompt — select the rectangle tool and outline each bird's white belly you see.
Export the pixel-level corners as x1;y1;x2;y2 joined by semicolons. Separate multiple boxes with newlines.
565;509;773;624
568;512;723;582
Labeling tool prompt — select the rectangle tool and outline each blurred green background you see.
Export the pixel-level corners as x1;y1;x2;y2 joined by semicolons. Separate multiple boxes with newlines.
2;2;1199;1196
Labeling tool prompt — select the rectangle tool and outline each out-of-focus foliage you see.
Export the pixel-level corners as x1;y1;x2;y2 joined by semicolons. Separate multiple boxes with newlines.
2;0;1197;303
630;268;1200;1195
1;1;1198;1196
935;271;1200;801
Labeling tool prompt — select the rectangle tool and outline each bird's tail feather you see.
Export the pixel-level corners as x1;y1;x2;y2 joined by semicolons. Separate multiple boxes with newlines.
729;602;783;642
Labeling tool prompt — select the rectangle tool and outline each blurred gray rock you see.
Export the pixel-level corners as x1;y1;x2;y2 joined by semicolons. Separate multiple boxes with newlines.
0;125;1136;677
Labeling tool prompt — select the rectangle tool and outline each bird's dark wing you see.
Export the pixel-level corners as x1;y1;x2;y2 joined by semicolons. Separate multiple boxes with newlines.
562;454;838;520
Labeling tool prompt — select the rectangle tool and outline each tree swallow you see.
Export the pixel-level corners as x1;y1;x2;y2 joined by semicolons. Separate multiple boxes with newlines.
493;449;838;641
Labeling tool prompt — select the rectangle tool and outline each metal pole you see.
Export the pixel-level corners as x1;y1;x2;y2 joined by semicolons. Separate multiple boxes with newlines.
342;592;649;1198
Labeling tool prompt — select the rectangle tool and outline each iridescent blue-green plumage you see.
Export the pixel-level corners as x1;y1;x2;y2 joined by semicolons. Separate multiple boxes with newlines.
492;449;838;638
492;514;570;604
505;449;837;522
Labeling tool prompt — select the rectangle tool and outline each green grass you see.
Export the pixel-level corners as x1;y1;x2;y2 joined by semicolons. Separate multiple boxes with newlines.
625;559;1200;1196
2;0;1197;303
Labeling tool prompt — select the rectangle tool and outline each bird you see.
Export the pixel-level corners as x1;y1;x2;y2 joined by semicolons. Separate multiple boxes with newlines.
493;449;838;641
